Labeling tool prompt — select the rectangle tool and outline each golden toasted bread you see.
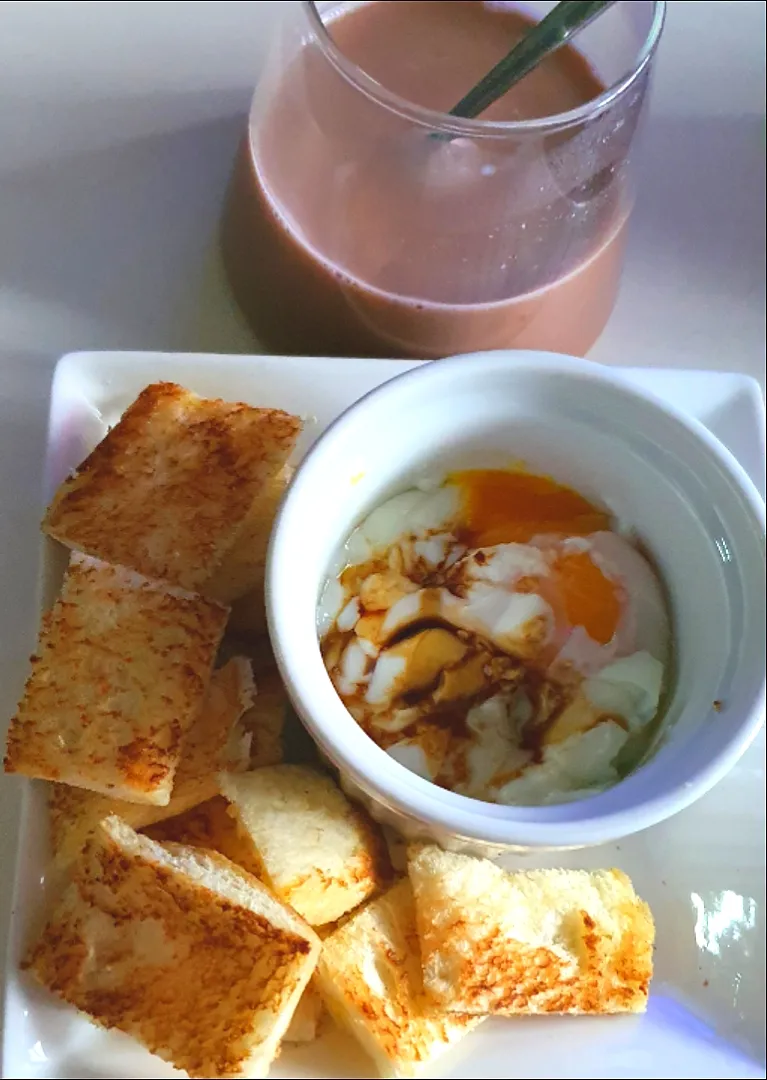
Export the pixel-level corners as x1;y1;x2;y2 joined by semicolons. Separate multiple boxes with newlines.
408;845;654;1016
143;795;262;878
24;816;321;1080
204;464;294;606
221;464;294;632
218;635;287;766
283;982;324;1044
218;765;390;926
315;879;482;1078
43;383;301;595
4;554;227;804
240;667;285;769
49;657;256;868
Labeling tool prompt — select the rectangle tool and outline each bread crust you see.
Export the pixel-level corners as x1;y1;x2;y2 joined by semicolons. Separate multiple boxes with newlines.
48;657;256;867
24;816;321;1079
43;382;301;595
316;879;482;1079
5;554;227;803
408;845;654;1017
219;765;391;927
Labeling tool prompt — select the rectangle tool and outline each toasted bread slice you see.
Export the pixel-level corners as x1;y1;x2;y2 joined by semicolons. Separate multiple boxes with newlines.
146;782;325;1049
143;796;263;878
166;655;255;801
49;657;255;867
315;879;481;1078
284;982;324;1044
408;845;654;1016
24;816;321;1080
4;554;227;804
240;665;285;769
215;635;286;769
204;464;294;606
43;383;301;594
218;765;390;926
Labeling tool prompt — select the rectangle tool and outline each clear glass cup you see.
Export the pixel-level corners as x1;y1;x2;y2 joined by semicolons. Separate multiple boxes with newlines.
223;1;666;359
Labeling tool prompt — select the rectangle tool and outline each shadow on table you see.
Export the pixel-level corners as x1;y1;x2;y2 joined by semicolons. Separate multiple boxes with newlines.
0;88;258;359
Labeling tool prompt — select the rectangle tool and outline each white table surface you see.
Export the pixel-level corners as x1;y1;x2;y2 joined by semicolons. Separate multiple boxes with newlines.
0;0;765;1055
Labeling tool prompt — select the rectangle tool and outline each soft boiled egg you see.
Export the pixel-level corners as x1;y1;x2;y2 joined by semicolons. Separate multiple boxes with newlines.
452;468;612;546
319;467;671;808
450;466;666;657
344;484;460;567
445;532;669;673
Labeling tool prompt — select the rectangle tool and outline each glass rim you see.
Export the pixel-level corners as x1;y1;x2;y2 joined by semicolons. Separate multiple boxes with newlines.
302;0;667;137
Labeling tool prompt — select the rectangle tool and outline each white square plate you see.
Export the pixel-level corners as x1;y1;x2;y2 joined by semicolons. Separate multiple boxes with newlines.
3;352;765;1080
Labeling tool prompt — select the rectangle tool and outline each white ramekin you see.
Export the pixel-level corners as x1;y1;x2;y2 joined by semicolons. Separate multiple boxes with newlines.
266;352;766;852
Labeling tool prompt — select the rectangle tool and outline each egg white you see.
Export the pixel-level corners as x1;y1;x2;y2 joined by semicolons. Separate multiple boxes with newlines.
321;481;671;807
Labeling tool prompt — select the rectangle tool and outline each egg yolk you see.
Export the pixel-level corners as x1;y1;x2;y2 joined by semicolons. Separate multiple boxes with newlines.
452;469;621;645
452;469;611;547
550;551;622;645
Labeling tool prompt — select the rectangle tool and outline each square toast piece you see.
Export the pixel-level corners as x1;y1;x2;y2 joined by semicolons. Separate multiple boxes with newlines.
143;795;263;879
213;634;287;769
4;553;227;804
49;657;257;867
43;382;301;595
204;463;295;607
145;796;324;1045
237;653;286;770
315;879;481;1079
24;816;321;1079
283;982;324;1045
218;765;390;926
408;845;655;1017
